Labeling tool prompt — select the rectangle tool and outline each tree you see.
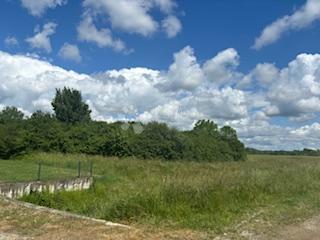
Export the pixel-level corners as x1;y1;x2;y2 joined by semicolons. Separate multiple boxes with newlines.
193;120;219;136
25;111;69;152
132;122;184;160
0;122;26;159
51;87;91;123
0;106;24;123
219;126;237;140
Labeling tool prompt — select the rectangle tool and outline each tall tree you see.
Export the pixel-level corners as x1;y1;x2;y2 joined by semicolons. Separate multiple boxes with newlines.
52;87;91;123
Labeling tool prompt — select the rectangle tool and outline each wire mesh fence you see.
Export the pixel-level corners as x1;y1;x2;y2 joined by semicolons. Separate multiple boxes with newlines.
0;159;94;183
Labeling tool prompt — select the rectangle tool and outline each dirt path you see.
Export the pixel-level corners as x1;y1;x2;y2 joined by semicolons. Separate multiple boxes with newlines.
2;196;320;240
0;197;209;240
257;215;320;240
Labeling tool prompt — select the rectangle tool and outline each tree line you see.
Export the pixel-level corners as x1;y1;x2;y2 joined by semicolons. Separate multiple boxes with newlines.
246;148;320;156
0;87;246;161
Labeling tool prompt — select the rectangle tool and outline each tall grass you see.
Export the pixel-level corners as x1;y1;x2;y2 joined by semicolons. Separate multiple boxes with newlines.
19;153;320;232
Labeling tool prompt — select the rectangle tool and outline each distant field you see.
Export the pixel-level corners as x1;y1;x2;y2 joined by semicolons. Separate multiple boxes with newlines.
4;153;320;235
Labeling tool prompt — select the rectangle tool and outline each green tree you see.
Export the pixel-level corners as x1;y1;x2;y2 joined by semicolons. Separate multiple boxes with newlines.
132;122;184;160
193;120;219;136
25;111;69;152
0;106;24;123
219;126;246;161
219;126;237;140
51;87;91;123
0;123;26;159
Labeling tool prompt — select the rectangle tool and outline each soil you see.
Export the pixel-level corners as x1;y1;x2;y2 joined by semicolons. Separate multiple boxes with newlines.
1;197;320;240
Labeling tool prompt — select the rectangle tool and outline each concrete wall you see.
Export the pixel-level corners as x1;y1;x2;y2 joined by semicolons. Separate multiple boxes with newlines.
0;177;93;199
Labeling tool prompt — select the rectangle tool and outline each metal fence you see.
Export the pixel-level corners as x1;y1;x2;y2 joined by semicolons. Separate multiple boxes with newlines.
36;160;93;181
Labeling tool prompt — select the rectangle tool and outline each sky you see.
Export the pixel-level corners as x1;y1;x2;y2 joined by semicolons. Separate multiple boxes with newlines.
1;0;320;150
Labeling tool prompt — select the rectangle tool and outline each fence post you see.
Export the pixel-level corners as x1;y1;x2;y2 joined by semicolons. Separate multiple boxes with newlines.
89;161;93;177
37;162;42;181
77;161;81;178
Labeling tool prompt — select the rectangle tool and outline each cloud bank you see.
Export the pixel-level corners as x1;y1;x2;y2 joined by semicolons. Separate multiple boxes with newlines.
1;47;320;150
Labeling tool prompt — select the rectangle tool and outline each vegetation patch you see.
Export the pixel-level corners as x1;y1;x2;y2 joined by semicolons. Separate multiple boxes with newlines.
0;87;246;162
18;153;320;234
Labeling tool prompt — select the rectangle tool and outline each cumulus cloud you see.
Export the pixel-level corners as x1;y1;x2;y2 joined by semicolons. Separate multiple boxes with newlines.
2;46;320;150
0;46;248;126
58;43;82;62
83;0;158;36
77;15;126;52
21;0;67;17
80;0;182;49
4;36;19;47
162;15;182;38
161;46;204;91
262;53;320;118
25;22;57;53
253;0;320;49
238;63;279;89
228;117;320;151
203;48;241;86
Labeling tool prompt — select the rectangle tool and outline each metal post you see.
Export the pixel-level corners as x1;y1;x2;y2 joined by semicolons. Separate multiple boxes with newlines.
78;161;81;178
37;162;42;181
89;161;93;177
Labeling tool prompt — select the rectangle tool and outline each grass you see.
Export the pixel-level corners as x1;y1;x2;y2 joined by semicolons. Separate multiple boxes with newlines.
0;155;87;183
5;153;320;234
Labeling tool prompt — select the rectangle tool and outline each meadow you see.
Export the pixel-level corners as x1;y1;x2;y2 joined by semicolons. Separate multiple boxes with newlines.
3;153;320;234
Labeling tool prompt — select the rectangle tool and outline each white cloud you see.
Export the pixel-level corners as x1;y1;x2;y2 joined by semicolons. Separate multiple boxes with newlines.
25;22;57;53
21;0;67;17
83;0;158;36
153;0;176;13
138;100;202;130
253;0;320;49
58;43;82;63
0;47;247;126
262;53;320;118
203;48;241;87
2;47;320;150
251;63;279;86
81;0;182;42
77;15;126;52
4;36;19;47
238;63;279;89
160;46;204;91
162;15;182;38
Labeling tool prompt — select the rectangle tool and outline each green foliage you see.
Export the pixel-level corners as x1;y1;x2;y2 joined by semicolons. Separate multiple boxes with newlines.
0;107;26;159
0;113;246;161
51;87;91;123
131;122;184;160
180;120;246;162
247;147;320;156
0;88;246;162
25;111;69;152
0;106;24;123
19;153;320;232
0;123;26;159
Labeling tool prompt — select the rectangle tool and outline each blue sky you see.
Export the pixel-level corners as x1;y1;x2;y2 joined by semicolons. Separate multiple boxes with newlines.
1;0;317;72
1;0;320;150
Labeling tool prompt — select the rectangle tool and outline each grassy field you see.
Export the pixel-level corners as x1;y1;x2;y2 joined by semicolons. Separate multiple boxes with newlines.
3;153;320;235
0;158;83;183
